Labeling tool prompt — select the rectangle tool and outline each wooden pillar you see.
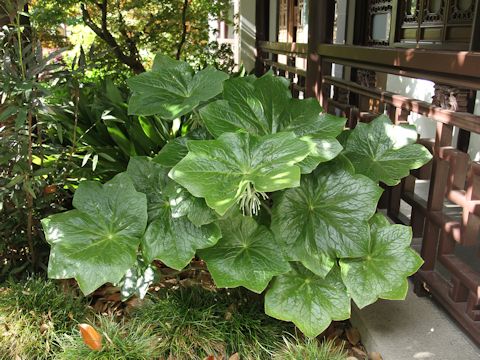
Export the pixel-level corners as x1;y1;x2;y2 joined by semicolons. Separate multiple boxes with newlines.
305;0;335;106
470;0;480;51
255;0;270;77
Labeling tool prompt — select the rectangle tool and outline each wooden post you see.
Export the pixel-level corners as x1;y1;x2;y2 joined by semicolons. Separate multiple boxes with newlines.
305;0;334;106
255;0;270;77
470;0;480;51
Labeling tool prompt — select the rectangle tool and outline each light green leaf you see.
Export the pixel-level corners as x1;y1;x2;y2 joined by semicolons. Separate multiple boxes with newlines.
298;136;343;174
141;211;221;270
344;116;432;185
265;264;351;337
164;181;218;226
126;156;169;222
198;214;290;293
200;75;346;139
42;175;148;295
119;257;157;300
170;132;310;215
381;279;409;300
271;160;383;277
128;55;228;119
339;213;423;308
278;99;346;138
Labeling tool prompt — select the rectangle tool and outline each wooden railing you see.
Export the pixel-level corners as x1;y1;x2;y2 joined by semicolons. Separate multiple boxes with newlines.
258;40;480;344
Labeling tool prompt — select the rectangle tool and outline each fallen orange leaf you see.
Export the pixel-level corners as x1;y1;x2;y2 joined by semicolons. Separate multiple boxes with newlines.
79;323;102;351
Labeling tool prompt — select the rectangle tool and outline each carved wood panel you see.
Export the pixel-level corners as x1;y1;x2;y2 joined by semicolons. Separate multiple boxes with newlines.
397;0;476;48
367;0;394;46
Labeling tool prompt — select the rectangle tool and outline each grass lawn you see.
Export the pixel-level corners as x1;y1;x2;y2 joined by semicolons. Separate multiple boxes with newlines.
0;277;352;359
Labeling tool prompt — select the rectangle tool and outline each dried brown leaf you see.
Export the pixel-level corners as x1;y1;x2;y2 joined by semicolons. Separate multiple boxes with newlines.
79;324;102;351
346;327;361;345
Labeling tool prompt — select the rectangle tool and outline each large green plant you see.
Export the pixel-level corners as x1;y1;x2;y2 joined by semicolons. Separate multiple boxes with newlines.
41;55;432;337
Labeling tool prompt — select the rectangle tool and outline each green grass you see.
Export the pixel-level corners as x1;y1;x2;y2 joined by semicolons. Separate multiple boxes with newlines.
132;286;293;359
272;336;348;360
55;316;160;360
0;279;351;360
0;276;89;360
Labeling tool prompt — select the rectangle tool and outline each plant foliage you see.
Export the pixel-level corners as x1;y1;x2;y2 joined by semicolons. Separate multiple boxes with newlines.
42;56;432;337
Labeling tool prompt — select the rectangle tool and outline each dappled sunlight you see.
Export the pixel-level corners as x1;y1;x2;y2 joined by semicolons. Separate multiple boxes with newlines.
413;351;436;359
271;171;292;180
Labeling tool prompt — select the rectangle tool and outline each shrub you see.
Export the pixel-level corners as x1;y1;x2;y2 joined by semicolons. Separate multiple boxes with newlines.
41;54;432;337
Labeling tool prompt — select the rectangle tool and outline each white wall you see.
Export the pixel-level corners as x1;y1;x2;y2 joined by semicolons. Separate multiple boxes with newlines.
386;76;480;161
239;0;256;72
386;75;437;138
269;0;277;42
469;92;480;161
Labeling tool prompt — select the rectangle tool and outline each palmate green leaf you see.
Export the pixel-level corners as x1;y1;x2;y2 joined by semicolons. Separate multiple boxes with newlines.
141;210;221;270
127;54;229;119
343;116;432;186
170;131;310;215
200;74;345;138
41;174;148;295
153;128;209;168
199;74;345;173
271;160;383;277
126;156;169;221
198;214;290;293
339;213;423;308
265;264;351;337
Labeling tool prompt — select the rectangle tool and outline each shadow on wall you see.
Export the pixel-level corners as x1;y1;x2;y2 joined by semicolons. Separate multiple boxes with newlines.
240;1;256;73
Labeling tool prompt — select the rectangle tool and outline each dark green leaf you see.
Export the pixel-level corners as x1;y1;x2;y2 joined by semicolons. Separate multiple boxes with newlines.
199;214;290;293
128;55;228;119
271;160;383;277
126;156;169;222
339;213;423;308
153;137;188;167
141;212;221;270
42;174;148;295
265;264;351;337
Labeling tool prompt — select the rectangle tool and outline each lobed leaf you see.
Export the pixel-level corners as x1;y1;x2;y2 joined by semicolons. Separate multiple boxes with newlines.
42;174;148;295
265;264;351;337
199;214;290;293
170;131;310;215
271;160;383;277
126;156;169;221
339;213;423;308
343;116;432;185
141;211;221;270
128;54;228;119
